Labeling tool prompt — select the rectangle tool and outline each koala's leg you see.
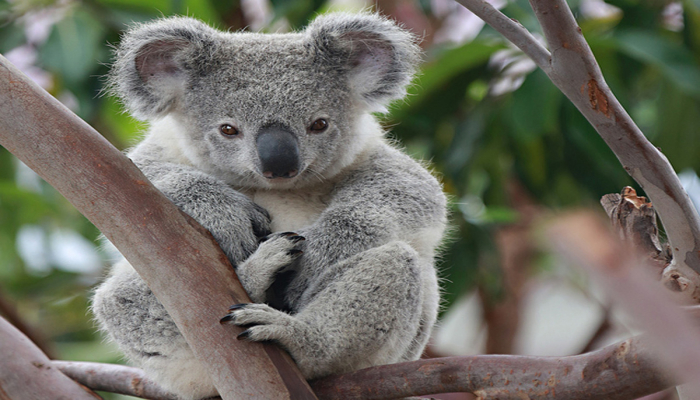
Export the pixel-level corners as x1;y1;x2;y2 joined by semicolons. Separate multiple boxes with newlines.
224;240;425;379
92;260;217;400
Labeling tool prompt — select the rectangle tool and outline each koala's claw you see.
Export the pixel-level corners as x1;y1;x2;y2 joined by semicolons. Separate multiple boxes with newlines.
228;303;249;311
261;232;305;243
222;303;297;344
288;249;303;257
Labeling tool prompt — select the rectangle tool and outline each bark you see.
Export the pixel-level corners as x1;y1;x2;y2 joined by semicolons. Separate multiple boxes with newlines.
54;361;177;400
0;54;316;399
55;336;672;400
312;336;670;400
452;0;700;303
600;187;671;277
0;316;100;399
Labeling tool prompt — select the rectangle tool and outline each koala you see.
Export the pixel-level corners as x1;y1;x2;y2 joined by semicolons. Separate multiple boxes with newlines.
91;13;447;400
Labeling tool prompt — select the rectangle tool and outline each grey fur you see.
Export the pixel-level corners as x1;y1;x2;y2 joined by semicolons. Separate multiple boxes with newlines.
93;13;446;399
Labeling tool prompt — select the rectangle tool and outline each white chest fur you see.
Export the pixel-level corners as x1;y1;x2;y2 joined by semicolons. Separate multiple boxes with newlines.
249;188;330;232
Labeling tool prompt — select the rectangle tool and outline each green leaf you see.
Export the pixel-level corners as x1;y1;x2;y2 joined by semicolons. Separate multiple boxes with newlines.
508;68;562;141
410;40;506;105
38;8;107;87
615;29;700;97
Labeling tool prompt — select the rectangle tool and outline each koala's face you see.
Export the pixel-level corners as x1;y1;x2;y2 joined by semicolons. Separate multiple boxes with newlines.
111;14;420;189
177;35;354;189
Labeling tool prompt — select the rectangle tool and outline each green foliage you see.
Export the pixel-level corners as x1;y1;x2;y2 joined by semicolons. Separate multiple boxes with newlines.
0;0;699;381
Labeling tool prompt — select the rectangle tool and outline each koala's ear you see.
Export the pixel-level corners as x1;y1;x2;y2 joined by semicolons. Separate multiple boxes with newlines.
306;13;421;113
109;17;220;120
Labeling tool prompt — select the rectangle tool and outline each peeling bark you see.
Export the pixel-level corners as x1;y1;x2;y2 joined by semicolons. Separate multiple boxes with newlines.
601;187;671;276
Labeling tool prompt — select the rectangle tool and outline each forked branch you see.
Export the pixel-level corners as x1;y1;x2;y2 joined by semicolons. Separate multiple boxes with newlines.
453;0;700;299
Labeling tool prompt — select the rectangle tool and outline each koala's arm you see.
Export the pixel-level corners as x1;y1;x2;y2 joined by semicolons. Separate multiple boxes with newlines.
127;139;270;264
93;137;271;399
299;144;447;273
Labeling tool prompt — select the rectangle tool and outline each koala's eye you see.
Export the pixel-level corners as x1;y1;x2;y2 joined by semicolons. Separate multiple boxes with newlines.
220;124;240;137
309;118;328;133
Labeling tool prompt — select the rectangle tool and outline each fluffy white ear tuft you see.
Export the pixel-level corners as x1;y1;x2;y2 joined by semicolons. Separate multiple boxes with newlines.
306;13;421;113
109;17;220;120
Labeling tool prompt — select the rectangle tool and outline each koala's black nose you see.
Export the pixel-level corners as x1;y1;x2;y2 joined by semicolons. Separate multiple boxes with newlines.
256;125;301;179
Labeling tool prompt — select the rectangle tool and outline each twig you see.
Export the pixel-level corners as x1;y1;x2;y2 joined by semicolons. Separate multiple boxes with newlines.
0;316;99;399
527;0;700;290
601;187;671;276
452;0;551;70
54;361;177;400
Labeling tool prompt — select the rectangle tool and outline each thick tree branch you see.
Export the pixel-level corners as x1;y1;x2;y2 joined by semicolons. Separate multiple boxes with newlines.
55;336;672;400
0;316;100;399
453;0;700;301
0;55;316;399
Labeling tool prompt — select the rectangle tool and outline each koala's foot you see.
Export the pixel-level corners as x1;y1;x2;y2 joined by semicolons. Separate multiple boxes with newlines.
236;232;304;303
228;241;426;380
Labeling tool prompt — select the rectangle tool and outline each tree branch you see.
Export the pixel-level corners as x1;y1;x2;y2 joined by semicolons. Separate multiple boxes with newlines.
54;361;177;400
0;54;315;399
0;316;99;399
528;0;700;278
453;0;700;301
452;0;551;70
54;336;673;400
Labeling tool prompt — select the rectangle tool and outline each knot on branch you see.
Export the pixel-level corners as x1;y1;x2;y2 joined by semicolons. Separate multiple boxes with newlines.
601;187;671;277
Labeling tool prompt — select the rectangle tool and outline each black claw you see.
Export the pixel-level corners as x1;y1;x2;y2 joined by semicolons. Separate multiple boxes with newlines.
228;303;249;311
290;235;306;243
288;249;303;257
280;231;297;237
237;330;251;340
219;314;234;324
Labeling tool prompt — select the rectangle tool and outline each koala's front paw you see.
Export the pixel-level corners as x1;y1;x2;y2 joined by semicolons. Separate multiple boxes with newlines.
220;303;297;342
236;232;304;303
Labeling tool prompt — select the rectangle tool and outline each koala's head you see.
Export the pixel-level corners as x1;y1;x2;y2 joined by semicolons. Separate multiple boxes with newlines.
110;13;420;189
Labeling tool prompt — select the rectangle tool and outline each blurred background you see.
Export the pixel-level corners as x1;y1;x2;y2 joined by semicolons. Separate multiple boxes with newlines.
1;0;699;399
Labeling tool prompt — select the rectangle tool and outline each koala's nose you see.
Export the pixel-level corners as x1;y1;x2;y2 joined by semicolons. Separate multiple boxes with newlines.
256;125;301;179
